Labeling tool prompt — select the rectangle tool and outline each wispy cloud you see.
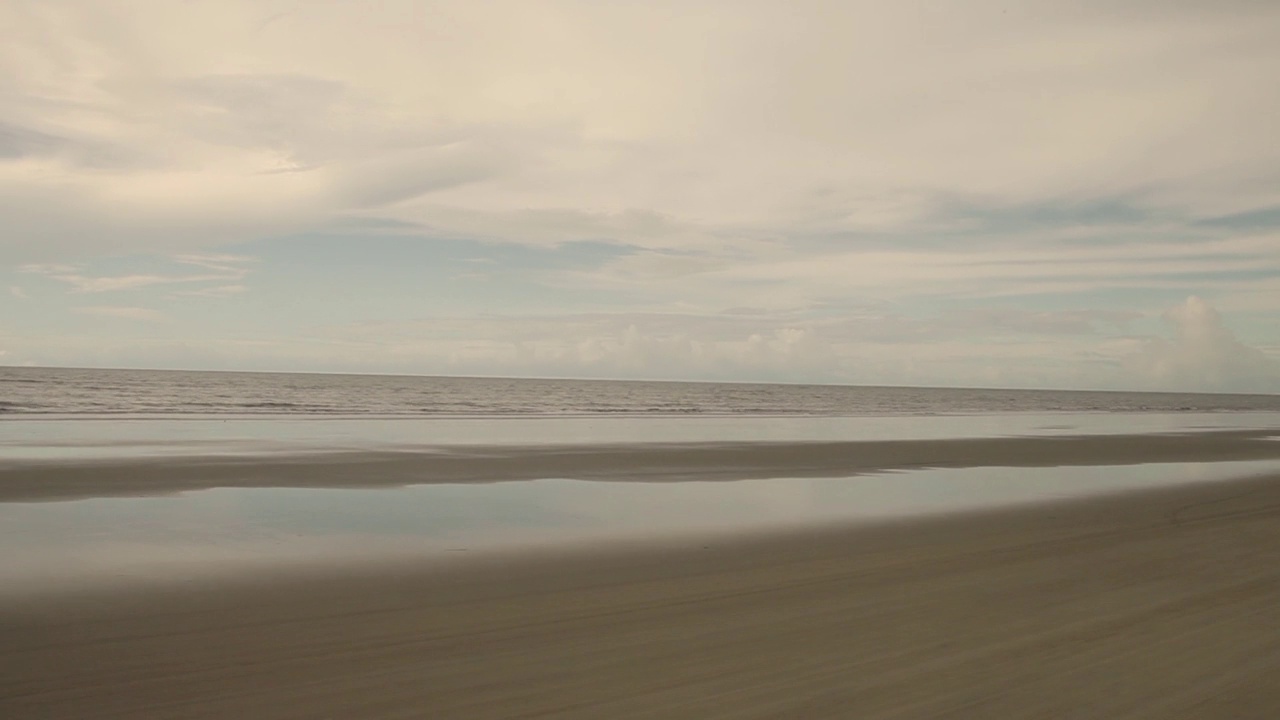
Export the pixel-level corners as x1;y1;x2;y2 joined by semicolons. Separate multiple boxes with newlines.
171;254;258;274
173;284;248;297
3;1;1278;264
74;306;167;322
8;286;27;300
19;255;256;294
555;228;1280;311
2;2;1277;389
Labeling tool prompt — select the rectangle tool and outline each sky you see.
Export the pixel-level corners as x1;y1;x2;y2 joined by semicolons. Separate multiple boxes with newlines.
2;0;1278;392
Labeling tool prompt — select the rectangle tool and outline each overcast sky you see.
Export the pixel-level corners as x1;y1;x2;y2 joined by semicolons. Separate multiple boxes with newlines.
2;0;1278;392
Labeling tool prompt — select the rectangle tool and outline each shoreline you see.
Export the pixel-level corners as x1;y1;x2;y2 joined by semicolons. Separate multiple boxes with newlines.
4;472;1279;718
3;428;1280;502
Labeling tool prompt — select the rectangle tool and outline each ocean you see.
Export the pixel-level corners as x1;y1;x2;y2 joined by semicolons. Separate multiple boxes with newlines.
4;366;1279;417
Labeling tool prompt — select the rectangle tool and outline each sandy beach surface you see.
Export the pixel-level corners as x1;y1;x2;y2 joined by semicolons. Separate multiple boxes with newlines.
4;429;1280;502
3;470;1279;719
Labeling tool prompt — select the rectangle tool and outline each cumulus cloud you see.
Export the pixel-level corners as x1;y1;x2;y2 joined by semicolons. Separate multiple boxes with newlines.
12;301;1268;391
285;307;1147;385
303;313;836;382
1121;296;1278;392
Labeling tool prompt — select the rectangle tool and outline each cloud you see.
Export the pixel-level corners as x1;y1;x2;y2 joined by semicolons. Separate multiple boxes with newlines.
9;300;1270;391
1120;296;1278;392
74;306;167;322
0;121;62;159
2;1;1277;390
559;231;1280;311
291;307;1149;385
170;254;256;273
173;284;247;298
8;286;26;300
2;1;1279;264
19;255;255;294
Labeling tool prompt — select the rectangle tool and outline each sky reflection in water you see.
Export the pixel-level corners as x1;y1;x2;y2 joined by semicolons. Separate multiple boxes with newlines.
2;459;1277;597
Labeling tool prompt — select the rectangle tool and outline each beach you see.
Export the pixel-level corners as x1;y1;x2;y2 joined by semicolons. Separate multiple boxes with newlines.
7;1;1280;713
4;470;1279;719
3;371;1280;718
4;429;1280;502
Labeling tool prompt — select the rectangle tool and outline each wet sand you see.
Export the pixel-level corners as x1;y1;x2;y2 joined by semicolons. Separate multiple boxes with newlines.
3;471;1279;719
3;428;1280;501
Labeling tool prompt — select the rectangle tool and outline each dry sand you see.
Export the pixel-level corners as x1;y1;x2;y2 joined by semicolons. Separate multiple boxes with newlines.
3;471;1279;719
